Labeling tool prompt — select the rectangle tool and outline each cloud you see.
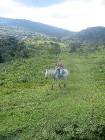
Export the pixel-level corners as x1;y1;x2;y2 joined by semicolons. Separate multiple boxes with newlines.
0;0;105;31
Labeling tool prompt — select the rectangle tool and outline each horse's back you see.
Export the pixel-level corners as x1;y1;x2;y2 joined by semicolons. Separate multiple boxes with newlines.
45;68;69;79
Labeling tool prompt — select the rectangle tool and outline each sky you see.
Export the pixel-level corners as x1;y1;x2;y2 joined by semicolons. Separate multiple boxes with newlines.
0;0;105;31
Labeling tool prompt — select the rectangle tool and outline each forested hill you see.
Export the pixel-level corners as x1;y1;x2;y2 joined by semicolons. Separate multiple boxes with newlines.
0;17;74;38
0;17;105;42
77;26;105;42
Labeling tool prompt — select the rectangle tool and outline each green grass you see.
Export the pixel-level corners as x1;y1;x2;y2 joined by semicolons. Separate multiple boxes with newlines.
0;51;105;140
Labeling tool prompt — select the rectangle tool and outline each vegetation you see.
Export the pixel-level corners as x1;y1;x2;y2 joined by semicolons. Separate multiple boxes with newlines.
1;17;105;42
0;17;73;38
0;22;105;139
0;36;29;63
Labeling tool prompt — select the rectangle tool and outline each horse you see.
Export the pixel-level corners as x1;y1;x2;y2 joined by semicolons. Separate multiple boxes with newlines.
45;68;69;89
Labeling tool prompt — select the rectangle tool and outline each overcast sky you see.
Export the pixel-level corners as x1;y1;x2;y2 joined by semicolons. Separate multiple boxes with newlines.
0;0;105;31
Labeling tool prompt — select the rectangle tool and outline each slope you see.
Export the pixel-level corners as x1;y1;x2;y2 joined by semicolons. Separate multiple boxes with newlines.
0;50;105;139
0;17;74;38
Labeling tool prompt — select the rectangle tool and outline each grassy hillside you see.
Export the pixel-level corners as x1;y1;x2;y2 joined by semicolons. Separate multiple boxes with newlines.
1;47;105;139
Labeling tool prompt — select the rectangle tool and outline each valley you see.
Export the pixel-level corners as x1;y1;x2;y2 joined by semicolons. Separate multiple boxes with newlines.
0;17;105;140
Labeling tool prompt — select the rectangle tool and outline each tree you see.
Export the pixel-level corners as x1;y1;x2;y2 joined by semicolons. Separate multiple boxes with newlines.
48;42;61;55
0;36;29;62
0;52;4;63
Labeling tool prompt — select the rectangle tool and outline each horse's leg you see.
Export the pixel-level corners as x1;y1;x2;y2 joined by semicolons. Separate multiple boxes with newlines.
59;83;61;88
51;79;55;90
64;79;67;88
58;80;62;89
59;80;66;88
51;84;53;90
64;83;66;88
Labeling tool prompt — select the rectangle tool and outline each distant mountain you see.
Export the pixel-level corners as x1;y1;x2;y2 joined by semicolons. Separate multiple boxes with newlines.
0;17;105;42
76;27;105;42
0;17;74;38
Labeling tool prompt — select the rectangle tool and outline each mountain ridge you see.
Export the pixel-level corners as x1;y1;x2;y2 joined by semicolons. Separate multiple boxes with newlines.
0;17;105;42
0;17;75;38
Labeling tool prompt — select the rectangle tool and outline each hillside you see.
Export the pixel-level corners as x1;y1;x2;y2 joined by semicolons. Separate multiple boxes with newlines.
77;26;105;42
0;17;74;38
0;26;47;40
1;17;105;42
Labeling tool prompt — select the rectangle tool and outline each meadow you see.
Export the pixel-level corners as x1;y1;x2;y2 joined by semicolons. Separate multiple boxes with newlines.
0;49;105;140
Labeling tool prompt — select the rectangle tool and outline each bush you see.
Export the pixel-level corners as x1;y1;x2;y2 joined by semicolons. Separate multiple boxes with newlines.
0;36;29;62
48;42;61;55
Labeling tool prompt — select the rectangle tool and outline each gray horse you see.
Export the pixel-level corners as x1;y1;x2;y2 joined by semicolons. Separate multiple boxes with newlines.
45;68;69;89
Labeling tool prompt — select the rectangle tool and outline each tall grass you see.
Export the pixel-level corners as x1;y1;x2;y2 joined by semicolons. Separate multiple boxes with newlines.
0;51;105;140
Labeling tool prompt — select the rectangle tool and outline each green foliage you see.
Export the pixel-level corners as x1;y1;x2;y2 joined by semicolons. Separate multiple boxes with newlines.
0;37;29;62
48;42;61;55
1;49;105;139
65;40;105;54
24;38;61;56
1;24;105;139
69;41;81;53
